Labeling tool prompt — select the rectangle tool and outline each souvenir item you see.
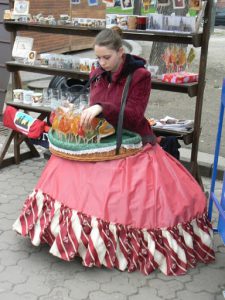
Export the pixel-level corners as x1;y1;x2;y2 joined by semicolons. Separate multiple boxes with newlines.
23;90;33;104
32;92;43;106
117;15;128;29
106;14;118;28
161;71;198;83
142;0;151;12
3;10;12;20
13;0;29;15
12;36;34;59
27;50;37;63
157;0;170;6
189;0;201;10
121;0;133;10
127;15;137;30
136;16;147;30
13;89;23;102
172;0;185;9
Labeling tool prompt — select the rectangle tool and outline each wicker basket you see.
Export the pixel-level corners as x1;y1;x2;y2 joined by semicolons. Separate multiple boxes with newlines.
48;128;142;162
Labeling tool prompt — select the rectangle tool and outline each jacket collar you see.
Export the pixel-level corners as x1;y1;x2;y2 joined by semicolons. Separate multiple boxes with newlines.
92;54;146;84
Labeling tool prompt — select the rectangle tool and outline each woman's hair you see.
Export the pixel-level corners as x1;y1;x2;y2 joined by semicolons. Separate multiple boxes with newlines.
93;27;123;51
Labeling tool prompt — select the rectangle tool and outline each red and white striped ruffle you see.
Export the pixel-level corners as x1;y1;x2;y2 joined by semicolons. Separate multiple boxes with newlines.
13;190;215;276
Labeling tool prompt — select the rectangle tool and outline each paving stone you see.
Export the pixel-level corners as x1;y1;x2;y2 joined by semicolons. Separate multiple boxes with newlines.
176;290;215;300
50;259;86;275
0;250;29;266
185;267;225;293
89;291;127;300
13;275;52;296
75;267;114;284
0;281;13;293
129;286;161;300
0;265;28;284
100;273;138;295
207;253;225;269
125;271;149;288
64;277;99;299
0;202;23;215
0;230;20;246
39;287;72;300
0;217;14;231
18;247;57;273
0;292;37;300
148;278;184;299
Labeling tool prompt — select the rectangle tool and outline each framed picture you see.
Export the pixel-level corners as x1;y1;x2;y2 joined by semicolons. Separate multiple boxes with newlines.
102;0;115;6
172;0;185;9
12;36;34;58
142;0;152;12
88;0;98;6
71;0;80;4
121;0;134;10
189;0;201;11
157;0;170;7
13;0;29;15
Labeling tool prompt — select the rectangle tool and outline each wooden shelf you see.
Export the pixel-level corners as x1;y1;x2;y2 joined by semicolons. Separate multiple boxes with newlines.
6;100;51;114
152;127;194;145
6;61;89;81
5;61;198;97
4;21;203;47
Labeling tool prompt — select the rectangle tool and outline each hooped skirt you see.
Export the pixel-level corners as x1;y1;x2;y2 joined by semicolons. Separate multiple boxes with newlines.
13;144;215;275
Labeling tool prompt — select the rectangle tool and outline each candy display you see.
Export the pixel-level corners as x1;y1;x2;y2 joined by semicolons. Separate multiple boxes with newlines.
161;46;196;73
51;106;115;144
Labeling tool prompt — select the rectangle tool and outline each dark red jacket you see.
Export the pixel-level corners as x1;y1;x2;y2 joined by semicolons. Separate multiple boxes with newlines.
89;54;154;141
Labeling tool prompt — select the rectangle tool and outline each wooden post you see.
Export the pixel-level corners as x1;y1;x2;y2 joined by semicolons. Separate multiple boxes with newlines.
133;0;141;15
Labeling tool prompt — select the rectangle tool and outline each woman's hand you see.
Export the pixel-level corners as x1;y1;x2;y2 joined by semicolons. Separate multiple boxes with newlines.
80;104;103;128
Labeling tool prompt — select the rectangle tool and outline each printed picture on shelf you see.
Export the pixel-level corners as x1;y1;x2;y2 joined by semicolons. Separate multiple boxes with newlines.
102;0;115;7
88;0;98;6
172;0;185;9
189;0;202;10
142;0;152;12
27;51;37;63
157;0;170;7
71;0;81;4
12;36;34;58
13;0;29;15
121;0;134;10
14;111;35;134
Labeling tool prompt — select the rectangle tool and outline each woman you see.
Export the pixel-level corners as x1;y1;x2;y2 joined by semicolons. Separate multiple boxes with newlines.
13;28;215;276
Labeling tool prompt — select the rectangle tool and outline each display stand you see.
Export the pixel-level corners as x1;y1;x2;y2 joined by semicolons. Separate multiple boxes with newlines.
0;1;213;187
208;78;225;244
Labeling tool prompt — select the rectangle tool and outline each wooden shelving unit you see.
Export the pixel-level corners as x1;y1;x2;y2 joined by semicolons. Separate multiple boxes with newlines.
0;0;213;186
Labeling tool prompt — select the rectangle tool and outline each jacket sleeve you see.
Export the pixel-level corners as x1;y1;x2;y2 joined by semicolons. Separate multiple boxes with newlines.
100;69;151;131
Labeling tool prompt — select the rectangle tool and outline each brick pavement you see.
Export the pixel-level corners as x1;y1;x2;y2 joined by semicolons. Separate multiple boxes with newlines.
0;148;224;300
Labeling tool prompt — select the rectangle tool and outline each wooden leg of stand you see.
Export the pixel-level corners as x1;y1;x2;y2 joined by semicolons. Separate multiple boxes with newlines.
14;132;20;164
0;130;16;164
24;138;40;157
0;131;40;169
190;161;204;190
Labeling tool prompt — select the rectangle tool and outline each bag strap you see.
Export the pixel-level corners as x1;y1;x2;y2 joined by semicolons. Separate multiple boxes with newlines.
115;73;133;155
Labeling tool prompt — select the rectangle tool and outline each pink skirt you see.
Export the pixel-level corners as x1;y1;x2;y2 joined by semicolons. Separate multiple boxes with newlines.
13;144;215;275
